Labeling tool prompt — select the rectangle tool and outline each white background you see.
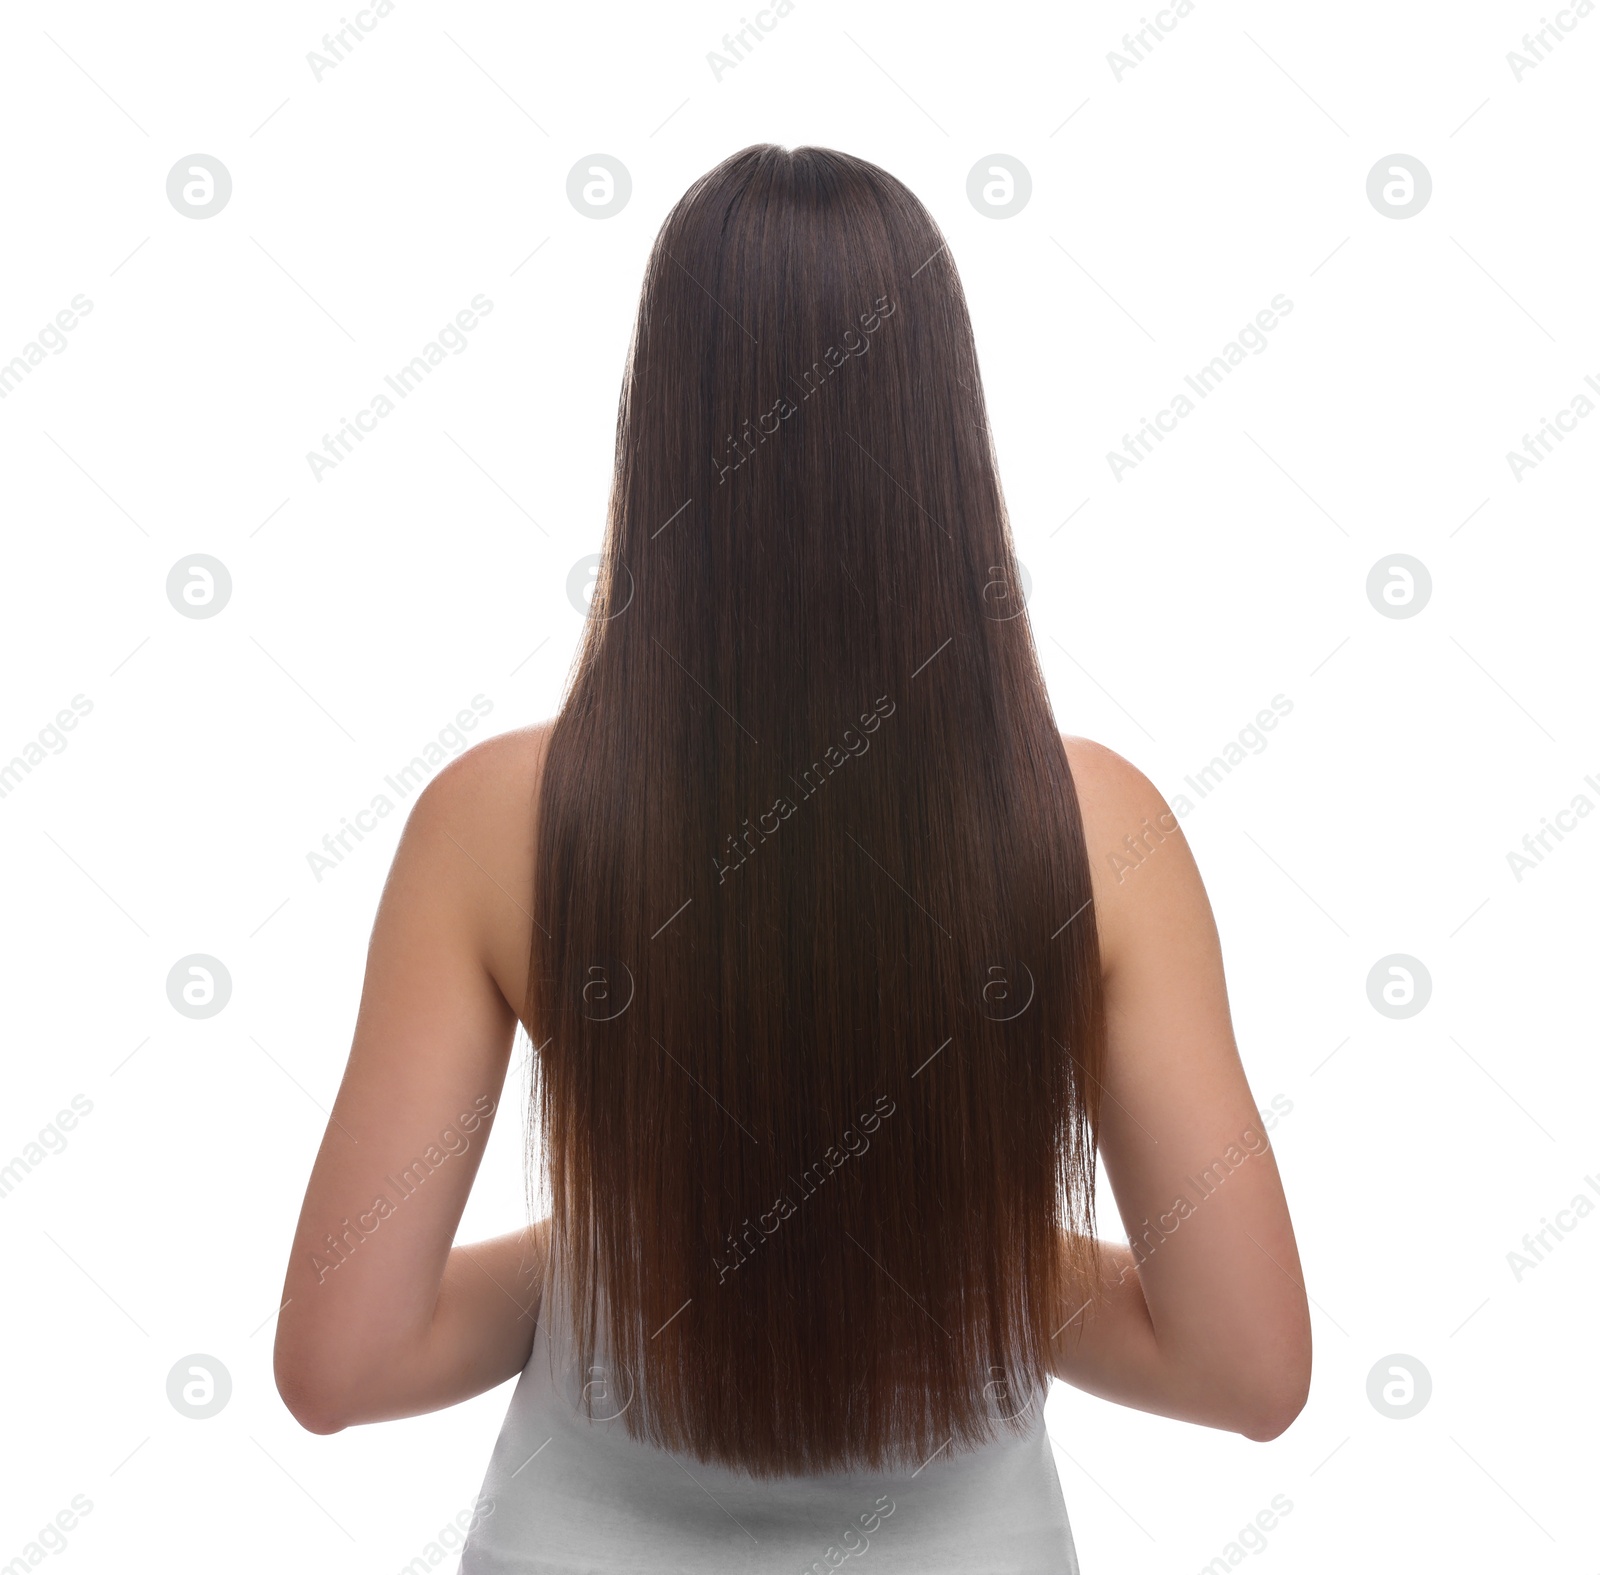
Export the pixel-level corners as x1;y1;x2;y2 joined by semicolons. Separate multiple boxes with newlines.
1;0;1595;1570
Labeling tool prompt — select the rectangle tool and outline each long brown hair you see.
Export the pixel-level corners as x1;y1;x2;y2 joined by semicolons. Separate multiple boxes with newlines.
526;143;1105;1477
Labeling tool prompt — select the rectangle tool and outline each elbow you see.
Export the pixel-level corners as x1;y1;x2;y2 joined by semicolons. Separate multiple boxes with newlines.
289;1408;348;1437
275;1368;350;1435
1237;1389;1307;1443
273;1341;353;1436
1234;1338;1312;1443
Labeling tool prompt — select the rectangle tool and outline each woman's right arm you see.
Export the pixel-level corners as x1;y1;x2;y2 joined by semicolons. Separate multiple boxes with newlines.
1049;738;1312;1441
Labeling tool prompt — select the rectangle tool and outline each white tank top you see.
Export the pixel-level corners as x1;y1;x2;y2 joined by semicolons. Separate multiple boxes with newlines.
458;1243;1080;1574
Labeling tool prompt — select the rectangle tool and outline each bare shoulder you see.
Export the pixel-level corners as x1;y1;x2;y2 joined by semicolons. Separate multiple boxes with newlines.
419;719;552;811
1061;735;1178;863
1060;734;1210;972
401;719;555;1013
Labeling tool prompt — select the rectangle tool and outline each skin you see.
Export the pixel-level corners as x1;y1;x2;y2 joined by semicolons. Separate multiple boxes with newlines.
274;725;552;1433
274;725;1311;1440
1049;737;1311;1441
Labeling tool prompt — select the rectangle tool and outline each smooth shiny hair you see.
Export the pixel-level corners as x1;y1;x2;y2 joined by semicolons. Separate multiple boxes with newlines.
526;143;1105;1477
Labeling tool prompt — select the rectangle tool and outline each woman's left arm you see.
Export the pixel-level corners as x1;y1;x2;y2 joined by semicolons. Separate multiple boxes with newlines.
273;734;547;1433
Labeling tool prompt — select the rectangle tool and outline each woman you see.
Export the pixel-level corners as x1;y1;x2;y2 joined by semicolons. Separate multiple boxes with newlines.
274;144;1311;1573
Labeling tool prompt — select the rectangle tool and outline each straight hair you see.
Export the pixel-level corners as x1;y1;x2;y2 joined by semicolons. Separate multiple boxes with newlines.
526;143;1105;1477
